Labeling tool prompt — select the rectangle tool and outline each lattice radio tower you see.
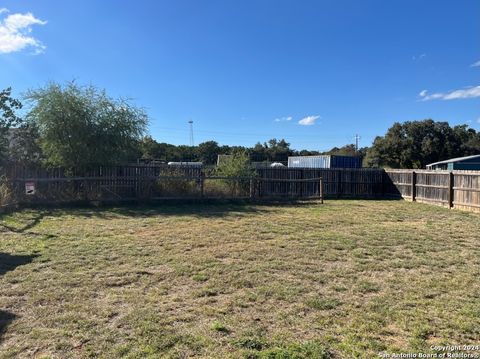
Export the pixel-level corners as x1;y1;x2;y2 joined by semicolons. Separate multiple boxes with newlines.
188;120;194;146
354;134;361;153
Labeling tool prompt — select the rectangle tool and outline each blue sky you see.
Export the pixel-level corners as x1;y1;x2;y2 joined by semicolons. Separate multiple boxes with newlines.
1;1;479;151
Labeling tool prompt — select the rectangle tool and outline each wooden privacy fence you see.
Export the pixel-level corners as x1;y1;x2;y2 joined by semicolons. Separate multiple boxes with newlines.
4;164;480;212
256;168;386;198
3;165;327;204
4;165;384;204
385;170;480;212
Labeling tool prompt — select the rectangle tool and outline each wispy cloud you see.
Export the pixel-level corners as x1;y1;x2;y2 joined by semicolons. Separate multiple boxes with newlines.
274;116;292;123
298;115;320;126
419;86;480;101
0;9;47;54
471;60;480;67
412;53;426;61
477;117;480;124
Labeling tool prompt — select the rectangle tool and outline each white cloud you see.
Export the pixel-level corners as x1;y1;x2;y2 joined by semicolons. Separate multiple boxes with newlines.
419;86;480;101
298;115;320;126
412;53;426;61
477;117;480;124
471;60;480;67
274;116;292;122
0;9;47;54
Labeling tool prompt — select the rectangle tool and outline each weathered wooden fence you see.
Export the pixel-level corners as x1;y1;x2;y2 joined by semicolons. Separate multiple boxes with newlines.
2;165;386;205
3;165;328;204
385;170;480;212
3;164;480;212
256;168;386;198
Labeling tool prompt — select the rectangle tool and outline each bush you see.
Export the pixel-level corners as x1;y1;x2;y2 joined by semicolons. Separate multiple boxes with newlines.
215;152;256;196
155;167;199;197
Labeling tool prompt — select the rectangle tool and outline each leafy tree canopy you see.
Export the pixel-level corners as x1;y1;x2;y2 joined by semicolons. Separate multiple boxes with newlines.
0;87;23;161
25;82;148;168
0;87;22;130
364;120;480;168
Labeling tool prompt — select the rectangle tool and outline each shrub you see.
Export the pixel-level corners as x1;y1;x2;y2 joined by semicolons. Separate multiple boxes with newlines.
215;151;256;196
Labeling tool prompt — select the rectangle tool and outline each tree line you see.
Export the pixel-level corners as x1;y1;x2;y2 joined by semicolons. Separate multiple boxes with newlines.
1;81;480;169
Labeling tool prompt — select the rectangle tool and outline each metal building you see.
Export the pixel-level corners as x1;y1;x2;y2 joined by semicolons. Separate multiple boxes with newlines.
287;155;361;168
426;154;480;170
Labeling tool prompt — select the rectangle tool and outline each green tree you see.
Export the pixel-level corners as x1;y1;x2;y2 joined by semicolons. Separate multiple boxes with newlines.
216;151;253;177
364;120;480;168
25;82;148;168
215;151;255;194
139;136;165;160
196;141;221;164
8;122;43;165
324;144;357;156
249;138;292;162
0;87;23;162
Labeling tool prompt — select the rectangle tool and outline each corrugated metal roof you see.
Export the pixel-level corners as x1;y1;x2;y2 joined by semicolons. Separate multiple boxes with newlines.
426;154;480;167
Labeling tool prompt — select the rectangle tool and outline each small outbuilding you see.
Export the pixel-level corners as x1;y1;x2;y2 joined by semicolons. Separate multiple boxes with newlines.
426;154;480;170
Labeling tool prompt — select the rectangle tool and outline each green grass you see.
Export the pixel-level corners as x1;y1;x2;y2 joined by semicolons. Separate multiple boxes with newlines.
0;200;479;358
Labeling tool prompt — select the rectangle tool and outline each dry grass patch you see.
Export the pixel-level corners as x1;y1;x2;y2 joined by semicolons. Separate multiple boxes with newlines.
0;200;479;358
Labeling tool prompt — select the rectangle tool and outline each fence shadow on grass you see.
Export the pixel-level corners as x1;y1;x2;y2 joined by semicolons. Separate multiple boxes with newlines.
0;252;37;342
0;210;50;233
48;201;277;220
1;200;318;224
104;199;331;219
0;310;16;343
0;252;38;277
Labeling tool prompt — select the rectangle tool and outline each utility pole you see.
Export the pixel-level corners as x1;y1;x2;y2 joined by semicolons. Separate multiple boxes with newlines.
188;120;194;146
354;134;361;154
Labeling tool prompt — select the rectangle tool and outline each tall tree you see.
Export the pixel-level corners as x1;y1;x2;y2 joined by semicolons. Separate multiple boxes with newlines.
196;141;221;164
0;87;23;162
25;82;148;168
249;138;293;162
364;120;480;168
8;122;43;165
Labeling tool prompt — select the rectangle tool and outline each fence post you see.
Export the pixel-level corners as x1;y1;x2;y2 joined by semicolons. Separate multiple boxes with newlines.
411;171;416;202
249;178;255;199
380;170;386;197
337;170;342;198
319;177;324;204
200;172;204;198
448;171;454;209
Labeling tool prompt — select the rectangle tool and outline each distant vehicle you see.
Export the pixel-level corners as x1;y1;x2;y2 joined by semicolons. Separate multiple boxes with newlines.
167;161;203;167
270;162;285;167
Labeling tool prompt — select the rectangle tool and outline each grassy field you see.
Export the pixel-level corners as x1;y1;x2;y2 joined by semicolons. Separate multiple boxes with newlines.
0;200;479;358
